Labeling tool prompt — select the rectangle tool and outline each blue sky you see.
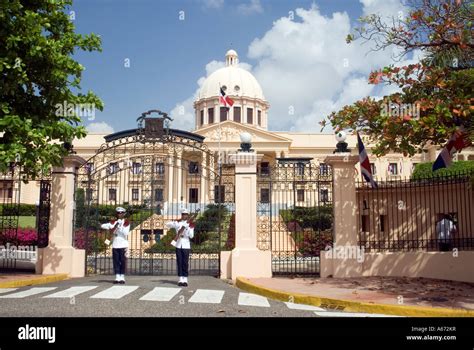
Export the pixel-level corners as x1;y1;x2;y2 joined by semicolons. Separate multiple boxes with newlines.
72;0;411;133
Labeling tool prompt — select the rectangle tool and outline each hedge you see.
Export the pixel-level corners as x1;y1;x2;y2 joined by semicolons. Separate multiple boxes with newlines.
411;161;474;179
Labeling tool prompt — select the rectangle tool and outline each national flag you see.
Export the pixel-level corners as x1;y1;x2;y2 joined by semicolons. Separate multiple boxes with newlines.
357;133;377;188
433;128;469;171
219;87;234;108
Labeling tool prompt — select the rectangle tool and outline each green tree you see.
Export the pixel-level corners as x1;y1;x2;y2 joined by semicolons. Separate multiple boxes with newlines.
323;0;473;157
0;0;103;178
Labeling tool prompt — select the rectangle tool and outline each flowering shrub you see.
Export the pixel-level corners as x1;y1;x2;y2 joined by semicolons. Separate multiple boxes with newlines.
299;230;333;257
0;228;38;246
74;228;108;253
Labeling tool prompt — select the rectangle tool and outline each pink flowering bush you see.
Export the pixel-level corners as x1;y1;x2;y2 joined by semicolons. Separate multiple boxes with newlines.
0;228;38;246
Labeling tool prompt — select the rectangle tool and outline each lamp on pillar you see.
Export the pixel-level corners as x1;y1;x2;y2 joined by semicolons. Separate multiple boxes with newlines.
334;130;349;153
239;132;254;152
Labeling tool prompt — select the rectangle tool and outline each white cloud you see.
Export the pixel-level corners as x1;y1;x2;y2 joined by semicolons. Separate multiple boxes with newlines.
174;0;420;133
201;0;224;9
237;0;263;15
86;122;114;134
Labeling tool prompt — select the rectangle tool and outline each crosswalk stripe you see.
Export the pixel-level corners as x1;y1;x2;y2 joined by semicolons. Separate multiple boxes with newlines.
238;293;270;307
90;286;139;299
140;287;181;301
188;289;225;304
0;288;18;294
0;287;57;299
43;286;98;298
284;302;326;311
314;311;396;317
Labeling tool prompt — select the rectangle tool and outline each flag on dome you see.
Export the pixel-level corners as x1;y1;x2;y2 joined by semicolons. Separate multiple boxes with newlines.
220;87;234;109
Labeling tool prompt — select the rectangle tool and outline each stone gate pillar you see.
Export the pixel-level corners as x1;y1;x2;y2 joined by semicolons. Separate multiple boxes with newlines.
37;155;86;277
322;153;360;277
226;152;272;279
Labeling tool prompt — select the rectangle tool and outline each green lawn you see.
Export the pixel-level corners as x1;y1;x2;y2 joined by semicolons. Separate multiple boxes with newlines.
18;216;36;228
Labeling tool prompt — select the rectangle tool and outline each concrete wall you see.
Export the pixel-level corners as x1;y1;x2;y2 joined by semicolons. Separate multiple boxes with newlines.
321;251;474;283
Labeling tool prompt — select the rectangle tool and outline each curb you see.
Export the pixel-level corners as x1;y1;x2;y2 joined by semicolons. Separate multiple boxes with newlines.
0;274;69;289
235;277;474;317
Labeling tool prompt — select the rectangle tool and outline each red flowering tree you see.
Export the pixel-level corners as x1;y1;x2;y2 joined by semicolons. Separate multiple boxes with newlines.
322;0;473;156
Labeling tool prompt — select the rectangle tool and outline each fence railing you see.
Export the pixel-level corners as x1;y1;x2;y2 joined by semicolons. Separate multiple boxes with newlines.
356;170;474;252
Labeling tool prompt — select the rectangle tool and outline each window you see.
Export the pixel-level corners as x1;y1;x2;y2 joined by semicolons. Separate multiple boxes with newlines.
132;188;139;201
189;188;199;203
200;110;204;126
131;162;142;175
108;188;117;201
388;163;398;175
260;162;270;176
85;162;94;174
220;107;228;122
154;188;163;202
361;215;370;233
188;162;199;174
379;215;387;232
247;108;253;124
155;162;165;175
233;106;241;123
370;163;377;175
296;163;305;176
0;182;13;199
108;162;119;175
208;108;214;124
214;185;225;203
320;163;329;175
297;189;305;202
320;189;329;203
260;188;270;203
258;110;262;126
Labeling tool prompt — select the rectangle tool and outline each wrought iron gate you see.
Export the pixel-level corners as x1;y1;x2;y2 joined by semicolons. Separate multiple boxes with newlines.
257;159;333;275
74;112;234;276
0;166;51;271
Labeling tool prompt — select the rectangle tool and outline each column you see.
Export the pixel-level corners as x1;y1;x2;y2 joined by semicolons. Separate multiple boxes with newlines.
200;154;207;207
38;155;86;277
226;152;272;279
177;156;183;206
321;153;361;278
167;156;174;213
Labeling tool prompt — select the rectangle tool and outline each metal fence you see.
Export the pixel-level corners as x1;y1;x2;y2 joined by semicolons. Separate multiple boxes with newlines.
356;170;474;252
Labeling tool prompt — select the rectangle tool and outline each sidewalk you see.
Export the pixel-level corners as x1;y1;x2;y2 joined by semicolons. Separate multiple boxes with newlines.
236;276;474;317
0;273;69;288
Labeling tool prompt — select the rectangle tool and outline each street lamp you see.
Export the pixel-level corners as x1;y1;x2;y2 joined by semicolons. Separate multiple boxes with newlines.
239;132;254;152
334;130;349;153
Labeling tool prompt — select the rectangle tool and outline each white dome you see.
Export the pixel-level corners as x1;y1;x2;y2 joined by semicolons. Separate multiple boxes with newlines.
197;50;265;101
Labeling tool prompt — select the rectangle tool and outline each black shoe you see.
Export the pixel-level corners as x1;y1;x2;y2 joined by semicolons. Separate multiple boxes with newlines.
182;282;188;287
177;282;184;286
113;280;120;284
119;280;125;284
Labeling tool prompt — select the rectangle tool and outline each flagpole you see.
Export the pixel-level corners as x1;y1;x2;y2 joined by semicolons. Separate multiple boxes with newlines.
218;83;222;175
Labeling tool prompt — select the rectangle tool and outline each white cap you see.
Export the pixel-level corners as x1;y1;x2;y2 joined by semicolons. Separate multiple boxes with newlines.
180;208;189;214
116;207;126;213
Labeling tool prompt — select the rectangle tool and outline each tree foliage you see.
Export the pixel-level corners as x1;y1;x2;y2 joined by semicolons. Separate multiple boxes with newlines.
323;0;473;156
0;0;103;178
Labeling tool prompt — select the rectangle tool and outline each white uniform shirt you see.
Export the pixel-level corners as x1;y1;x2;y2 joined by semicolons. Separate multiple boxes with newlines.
165;220;194;249
101;219;130;249
436;218;454;240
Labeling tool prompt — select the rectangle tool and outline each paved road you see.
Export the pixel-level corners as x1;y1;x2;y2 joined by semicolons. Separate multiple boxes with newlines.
0;276;395;317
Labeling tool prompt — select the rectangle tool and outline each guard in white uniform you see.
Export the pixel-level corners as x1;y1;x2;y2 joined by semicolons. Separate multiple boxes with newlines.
101;207;130;284
165;208;194;286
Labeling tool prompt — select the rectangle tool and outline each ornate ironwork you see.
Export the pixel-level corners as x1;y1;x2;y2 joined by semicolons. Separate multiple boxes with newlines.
75;120;234;276
257;161;333;276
